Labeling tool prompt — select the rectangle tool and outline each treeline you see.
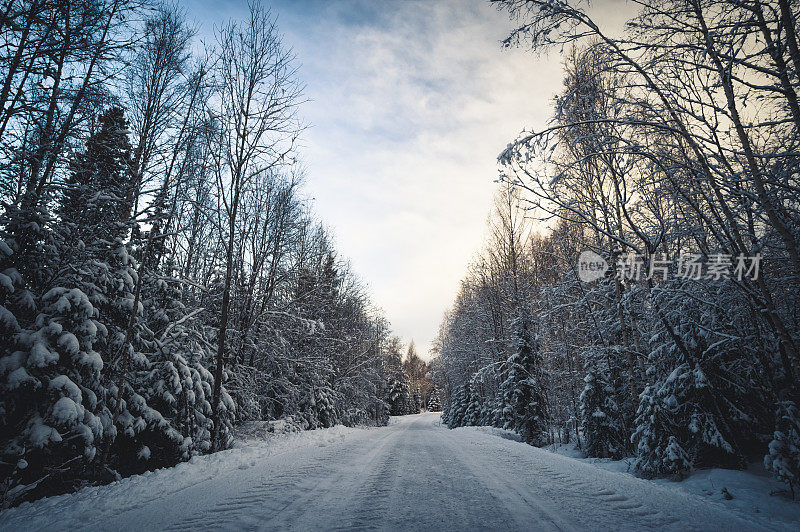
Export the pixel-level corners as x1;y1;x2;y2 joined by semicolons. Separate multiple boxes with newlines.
386;340;438;415
434;0;800;494
0;1;406;507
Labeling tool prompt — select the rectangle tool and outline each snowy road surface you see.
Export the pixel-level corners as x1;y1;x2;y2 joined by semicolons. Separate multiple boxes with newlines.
0;413;791;531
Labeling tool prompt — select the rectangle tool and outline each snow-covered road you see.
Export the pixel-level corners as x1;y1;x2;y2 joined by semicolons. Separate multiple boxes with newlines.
0;413;789;531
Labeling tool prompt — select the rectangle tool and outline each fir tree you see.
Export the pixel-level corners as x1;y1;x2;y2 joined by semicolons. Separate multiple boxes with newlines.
580;347;630;459
633;282;769;478
427;392;442;412
60;107;134;243
445;382;471;428
387;374;412;415
501;307;548;445
463;383;482;426
0;287;109;504
765;401;800;498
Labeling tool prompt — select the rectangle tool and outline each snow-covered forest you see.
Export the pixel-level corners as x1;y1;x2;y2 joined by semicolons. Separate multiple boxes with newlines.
3;0;800;527
435;0;800;498
0;0;435;508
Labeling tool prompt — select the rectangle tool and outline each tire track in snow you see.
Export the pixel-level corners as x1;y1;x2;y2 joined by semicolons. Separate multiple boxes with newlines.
164;429;396;531
448;426;765;530
261;427;398;530
2;413;786;531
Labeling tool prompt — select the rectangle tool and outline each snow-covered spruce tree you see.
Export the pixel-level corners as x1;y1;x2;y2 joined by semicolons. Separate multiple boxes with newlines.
387;373;412;415
0;287;109;505
0;203;49;344
55;107;160;478
0;120;107;508
291;355;339;430
456;382;473;427
0;237;21;344
765;401;800;498
501;307;548;445
445;382;471;428
468;362;504;427
0;107;140;503
301;383;339;430
440;387;454;425
580;346;630;459
479;392;497;426
51;107;229;481
489;389;506;428
379;336;410;416
59;108;135;245
633;281;770;478
633;353;729;479
462;382;483;426
427;392;442;412
117;277;233;475
410;387;422;414
128;271;219;471
488;362;509;429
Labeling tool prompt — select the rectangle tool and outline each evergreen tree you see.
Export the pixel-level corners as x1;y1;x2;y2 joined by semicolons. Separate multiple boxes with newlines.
427;392;442;412
501;307;548;445
0;287;109;503
445;382;471;428
463;383;482;426
580;347;630;459
765;401;800;498
387;374;412;416
298;378;339;430
410;386;422;414
633;282;770;478
1;107;139;503
130;271;220;470
60;107;134;243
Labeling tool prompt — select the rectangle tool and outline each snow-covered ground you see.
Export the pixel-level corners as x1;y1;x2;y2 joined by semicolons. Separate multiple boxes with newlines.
539;438;800;528
2;412;798;531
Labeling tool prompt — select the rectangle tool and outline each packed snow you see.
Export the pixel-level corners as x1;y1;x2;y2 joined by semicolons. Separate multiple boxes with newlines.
1;412;798;531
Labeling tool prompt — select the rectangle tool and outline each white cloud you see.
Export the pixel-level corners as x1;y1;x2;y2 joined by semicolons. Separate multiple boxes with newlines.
270;0;564;358
186;0;627;359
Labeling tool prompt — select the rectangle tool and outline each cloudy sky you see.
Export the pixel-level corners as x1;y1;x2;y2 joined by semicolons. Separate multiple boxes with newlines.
187;0;624;358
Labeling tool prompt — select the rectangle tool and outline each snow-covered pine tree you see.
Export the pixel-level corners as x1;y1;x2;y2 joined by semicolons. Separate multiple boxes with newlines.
54;107;227;479
55;107;155;477
488;389;506;428
633;346;745;480
0;204;47;347
0;287;109;504
0;200;65;506
294;358;339;430
0;107;143;502
440;388;454;426
130;271;218;470
427;392;442;412
410;386;422;414
633;281;769;478
312;384;340;429
387;373;412;415
462;381;482;426
489;364;509;429
580;346;630;459
60;107;135;245
445;382;471;428
765;401;800;498
501;307;548;445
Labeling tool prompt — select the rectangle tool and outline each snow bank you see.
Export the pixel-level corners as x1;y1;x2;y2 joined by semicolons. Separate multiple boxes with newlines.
0;424;366;529
536;439;800;529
